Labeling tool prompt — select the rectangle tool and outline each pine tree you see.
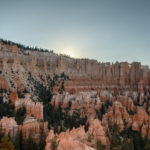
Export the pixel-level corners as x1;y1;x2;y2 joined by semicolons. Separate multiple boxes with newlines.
143;135;150;150
128;138;134;150
122;135;130;150
14;131;23;150
25;132;37;150
110;124;121;150
0;125;4;142
96;140;106;150
0;135;14;150
38;127;46;150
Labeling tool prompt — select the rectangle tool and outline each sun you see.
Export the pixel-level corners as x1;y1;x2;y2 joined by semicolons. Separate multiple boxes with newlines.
64;51;74;57
60;48;75;58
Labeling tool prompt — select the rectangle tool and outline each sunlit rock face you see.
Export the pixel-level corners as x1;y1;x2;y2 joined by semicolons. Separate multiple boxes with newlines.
0;75;10;90
21;116;48;142
0;116;48;142
0;117;20;137
51;92;102;118
1;41;150;93
1;41;150;149
10;91;18;104
45;120;109;150
45;126;95;150
88;119;110;146
15;94;43;120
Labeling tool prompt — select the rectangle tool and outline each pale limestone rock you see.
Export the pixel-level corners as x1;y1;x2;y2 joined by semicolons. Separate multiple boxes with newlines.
0;117;19;137
45;126;94;150
22;116;48;142
88;119;109;146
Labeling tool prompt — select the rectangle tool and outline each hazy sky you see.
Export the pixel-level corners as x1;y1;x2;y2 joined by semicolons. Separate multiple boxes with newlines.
0;0;150;65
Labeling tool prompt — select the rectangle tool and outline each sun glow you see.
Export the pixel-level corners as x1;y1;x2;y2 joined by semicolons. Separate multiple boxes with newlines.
64;51;74;57
60;48;76;58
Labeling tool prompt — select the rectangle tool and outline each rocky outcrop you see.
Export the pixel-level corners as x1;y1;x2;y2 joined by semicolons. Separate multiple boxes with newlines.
45;119;109;150
102;101;128;131
21;116;48;142
14;75;25;92
51;92;102;118
132;107;149;131
1;40;150;149
10;91;18;104
0;75;9;90
0;117;20;137
88;119;109;146
15;94;43;120
1;41;150;94
0;116;48;142
45;126;95;150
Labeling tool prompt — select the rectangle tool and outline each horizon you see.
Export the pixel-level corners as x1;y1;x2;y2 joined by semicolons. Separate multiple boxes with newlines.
0;0;150;66
1;38;149;68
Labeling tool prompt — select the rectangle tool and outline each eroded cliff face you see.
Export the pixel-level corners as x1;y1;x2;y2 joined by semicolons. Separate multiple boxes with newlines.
0;117;20;137
22;116;48;142
0;116;48;143
0;41;150;93
0;41;150;150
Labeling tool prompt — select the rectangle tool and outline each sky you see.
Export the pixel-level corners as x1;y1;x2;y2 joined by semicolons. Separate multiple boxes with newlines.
0;0;150;65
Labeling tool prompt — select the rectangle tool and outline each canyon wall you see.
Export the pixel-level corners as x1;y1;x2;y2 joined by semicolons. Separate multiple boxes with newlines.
1;40;150;150
0;41;150;93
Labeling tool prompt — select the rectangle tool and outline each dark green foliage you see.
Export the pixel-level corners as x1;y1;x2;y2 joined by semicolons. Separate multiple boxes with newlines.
13;131;23;150
110;124;121;150
0;125;4;142
143;136;150;150
23;88;28;94
110;124;150;150
15;107;26;125
0;135;14;150
25;132;38;150
122;135;131;150
44;103;87;133
128;110;135;115
12;130;46;150
27;73;53;104
96;140;106;150
0;97;15;118
120;127;143;150
38;128;46;150
17;90;25;98
0;38;53;53
60;72;69;80
38;86;52;104
132;132;143;150
0;89;7;94
63;111;87;130
97;101;112;120
58;80;64;94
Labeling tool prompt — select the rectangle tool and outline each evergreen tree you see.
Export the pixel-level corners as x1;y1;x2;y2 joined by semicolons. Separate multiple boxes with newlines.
15;107;26;125
25;132;38;150
96;140;106;150
110;124;121;150
128;138;134;150
122;135;130;150
38;127;46;150
14;131;23;150
0;135;14;150
0;125;4;142
143;135;150;150
132;132;143;150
